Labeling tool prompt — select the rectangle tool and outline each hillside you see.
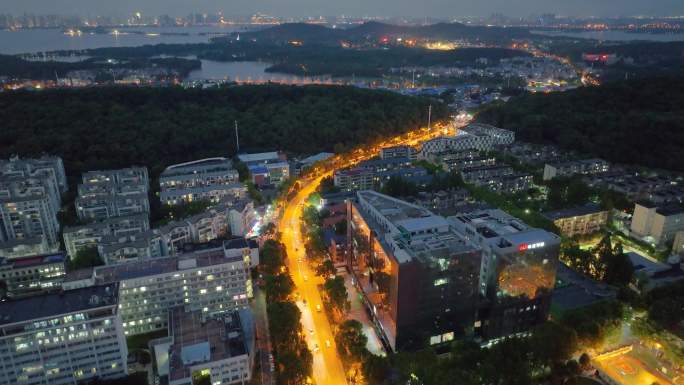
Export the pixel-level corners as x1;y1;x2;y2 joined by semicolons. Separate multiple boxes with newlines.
475;76;684;171
238;21;532;45
0;85;445;181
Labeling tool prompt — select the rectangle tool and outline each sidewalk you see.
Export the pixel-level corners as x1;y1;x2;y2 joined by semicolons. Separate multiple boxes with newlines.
342;272;386;356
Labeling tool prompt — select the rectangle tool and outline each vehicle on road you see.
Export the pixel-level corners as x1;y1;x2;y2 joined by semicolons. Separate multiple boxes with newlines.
316;304;321;312
309;328;314;335
325;340;331;348
313;343;320;353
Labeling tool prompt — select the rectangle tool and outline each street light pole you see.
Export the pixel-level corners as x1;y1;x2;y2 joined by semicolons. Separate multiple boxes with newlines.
235;120;240;153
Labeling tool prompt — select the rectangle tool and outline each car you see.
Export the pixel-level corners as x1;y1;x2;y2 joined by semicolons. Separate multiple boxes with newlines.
302;299;307;305
316;304;321;312
325;340;331;348
303;275;308;282
313;343;320;353
309;328;314;335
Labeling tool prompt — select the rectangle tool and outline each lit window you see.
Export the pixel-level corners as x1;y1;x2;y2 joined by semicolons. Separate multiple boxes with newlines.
434;278;448;286
429;335;441;345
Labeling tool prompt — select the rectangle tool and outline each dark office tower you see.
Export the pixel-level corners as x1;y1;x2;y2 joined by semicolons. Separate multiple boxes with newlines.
347;190;482;351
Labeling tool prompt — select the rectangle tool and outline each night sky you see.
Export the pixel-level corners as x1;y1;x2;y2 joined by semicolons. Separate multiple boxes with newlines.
1;0;683;18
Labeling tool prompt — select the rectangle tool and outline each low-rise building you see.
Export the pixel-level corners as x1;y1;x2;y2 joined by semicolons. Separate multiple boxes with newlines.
543;159;610;181
96;200;255;264
295;152;335;175
0;253;66;298
543;204;609;237
159;158;242;205
238;152;290;186
0;284;128;385
380;145;418;161
98;230;166;264
152;308;255;385
461;165;533;193
408;189;470;213
630;202;684;247
63;213;150;258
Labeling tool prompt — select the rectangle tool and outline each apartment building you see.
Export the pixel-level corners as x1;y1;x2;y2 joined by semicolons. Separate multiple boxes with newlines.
347;191;482;351
461;165;533;194
543;204;609;237
0;176;61;257
449;209;561;341
333;168;376;192
543;159;610;181
152;308;254;385
63;213;150;258
631;202;684;247
75;167;150;221
0;284;128;385
0;253;66;299
0;156;67;200
85;251;252;336
160;158;242;205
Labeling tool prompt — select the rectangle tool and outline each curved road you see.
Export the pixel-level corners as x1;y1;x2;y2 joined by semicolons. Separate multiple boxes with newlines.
276;122;463;385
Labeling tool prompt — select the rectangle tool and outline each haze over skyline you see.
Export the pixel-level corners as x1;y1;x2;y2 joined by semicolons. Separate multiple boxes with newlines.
1;0;683;18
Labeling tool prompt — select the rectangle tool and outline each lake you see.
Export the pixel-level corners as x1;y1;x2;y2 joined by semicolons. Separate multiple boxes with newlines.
0;26;249;55
187;60;333;83
533;30;684;42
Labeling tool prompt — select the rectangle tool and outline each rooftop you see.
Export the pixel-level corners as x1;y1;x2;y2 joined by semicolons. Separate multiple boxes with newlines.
223;237;258;251
300;152;334;165
355;191;475;263
543;203;607;221
161;158;233;176
237;152;280;164
169;308;253;381
0;252;65;269
0;284;118;326
93;252;242;283
450;208;560;248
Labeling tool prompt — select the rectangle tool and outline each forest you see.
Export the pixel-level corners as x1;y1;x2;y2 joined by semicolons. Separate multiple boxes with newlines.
235;21;533;45
0;85;445;183
476;76;684;171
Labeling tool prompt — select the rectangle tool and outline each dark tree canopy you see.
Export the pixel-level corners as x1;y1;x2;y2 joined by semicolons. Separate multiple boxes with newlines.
0;85;445;187
476;76;684;171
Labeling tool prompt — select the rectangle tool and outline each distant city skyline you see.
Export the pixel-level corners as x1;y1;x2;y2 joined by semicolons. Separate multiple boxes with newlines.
1;0;684;19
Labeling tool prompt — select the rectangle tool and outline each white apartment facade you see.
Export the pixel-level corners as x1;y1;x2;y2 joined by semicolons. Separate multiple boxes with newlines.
0;284;128;385
89;252;252;335
159;158;242;205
